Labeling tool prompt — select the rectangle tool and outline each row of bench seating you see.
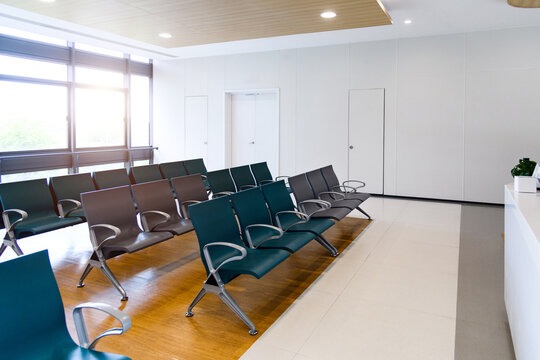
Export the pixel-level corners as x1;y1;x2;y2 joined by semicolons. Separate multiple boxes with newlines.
186;166;371;334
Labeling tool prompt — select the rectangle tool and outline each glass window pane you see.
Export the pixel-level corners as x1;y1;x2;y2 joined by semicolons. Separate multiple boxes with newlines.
131;75;150;147
0;81;68;151
75;67;124;88
133;160;149;166
0;26;67;47
131;55;150;63
75;43;124;58
0;55;67;81
1;168;69;183
78;162;125;173
75;88;125;148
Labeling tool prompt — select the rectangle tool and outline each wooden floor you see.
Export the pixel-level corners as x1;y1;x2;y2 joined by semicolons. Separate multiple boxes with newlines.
1;217;369;360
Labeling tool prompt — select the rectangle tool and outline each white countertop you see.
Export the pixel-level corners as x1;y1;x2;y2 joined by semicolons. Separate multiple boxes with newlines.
505;184;540;243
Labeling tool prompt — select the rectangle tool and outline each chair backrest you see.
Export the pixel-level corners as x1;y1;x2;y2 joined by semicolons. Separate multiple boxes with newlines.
160;161;188;179
0;250;72;359
0;178;57;220
250;162;273;184
306;169;330;196
288;173;316;203
320;165;340;189
183;158;208;176
81;186;140;239
260;180;295;218
230;165;256;190
132;179;181;223
93;168;131;189
189;196;244;276
207;169;237;194
171;174;209;218
129;164;163;184
50;173;96;202
230;187;272;239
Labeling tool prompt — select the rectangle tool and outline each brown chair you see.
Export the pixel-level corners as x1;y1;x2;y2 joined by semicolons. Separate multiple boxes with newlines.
131;179;193;235
171;174;209;219
78;186;174;300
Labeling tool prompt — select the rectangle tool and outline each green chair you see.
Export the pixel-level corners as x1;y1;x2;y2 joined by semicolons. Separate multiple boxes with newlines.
261;181;338;256
159;161;188;180
186;196;290;335
230;165;257;190
93;169;131;190
206;169;237;197
50;173;97;220
0;179;83;257
0;250;132;359
230;187;315;253
250;162;289;185
183;158;210;190
128;164;163;184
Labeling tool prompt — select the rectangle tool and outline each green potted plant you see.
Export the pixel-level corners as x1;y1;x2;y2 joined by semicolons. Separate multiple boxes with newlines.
511;158;538;193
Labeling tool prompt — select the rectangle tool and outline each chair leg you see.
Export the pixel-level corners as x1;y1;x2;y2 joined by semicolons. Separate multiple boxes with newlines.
356;206;371;220
315;235;339;257
99;262;128;301
185;287;208;317
1;238;23;257
77;263;94;288
218;287;258;335
0;242;6;257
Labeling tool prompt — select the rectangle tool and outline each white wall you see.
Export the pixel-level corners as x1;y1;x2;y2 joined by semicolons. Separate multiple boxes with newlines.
153;26;540;204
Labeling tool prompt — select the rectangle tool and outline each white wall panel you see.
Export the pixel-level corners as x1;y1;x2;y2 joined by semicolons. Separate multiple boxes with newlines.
225;51;279;90
395;35;466;200
296;45;349;181
277;49;297;177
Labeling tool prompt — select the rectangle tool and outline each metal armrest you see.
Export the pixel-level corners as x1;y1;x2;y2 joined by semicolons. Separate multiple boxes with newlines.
212;191;234;198
331;185;357;193
203;242;247;274
201;174;208;180
298;199;331;216
57;199;82;218
258;179;274;185
2;209;28;234
275;176;289;181
244;224;283;248
342;179;366;189
239;184;257;190
180;199;202;218
275;210;309;231
73;302;131;350
88;224;121;251
140;210;171;231
318;191;346;201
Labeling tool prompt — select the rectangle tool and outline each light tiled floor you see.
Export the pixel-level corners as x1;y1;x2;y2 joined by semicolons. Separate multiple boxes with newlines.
240;197;461;360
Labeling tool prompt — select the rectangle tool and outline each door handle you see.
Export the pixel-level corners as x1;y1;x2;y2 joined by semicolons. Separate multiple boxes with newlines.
204;141;208;145
349;145;354;150
249;141;255;144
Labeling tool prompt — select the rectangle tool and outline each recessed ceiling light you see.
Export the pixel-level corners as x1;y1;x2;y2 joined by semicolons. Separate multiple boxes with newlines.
158;32;172;39
320;11;336;19
404;19;412;24
39;0;56;2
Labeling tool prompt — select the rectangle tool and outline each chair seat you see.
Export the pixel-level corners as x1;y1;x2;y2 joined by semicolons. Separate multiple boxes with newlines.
219;248;289;284
286;218;335;234
67;208;87;220
326;198;362;210
14;215;83;239
310;207;349;221
153;218;194;235
343;192;370;202
52;345;132;360
103;231;173;256
257;232;314;253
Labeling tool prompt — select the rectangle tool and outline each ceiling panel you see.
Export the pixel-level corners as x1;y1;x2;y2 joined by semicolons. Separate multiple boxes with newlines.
0;0;392;47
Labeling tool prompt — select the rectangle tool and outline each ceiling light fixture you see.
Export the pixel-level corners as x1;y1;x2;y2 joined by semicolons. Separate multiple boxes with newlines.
404;19;412;24
39;0;56;2
158;32;172;39
320;11;336;19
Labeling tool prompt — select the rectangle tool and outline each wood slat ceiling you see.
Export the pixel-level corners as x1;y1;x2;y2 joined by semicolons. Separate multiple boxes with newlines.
0;0;392;48
508;0;540;7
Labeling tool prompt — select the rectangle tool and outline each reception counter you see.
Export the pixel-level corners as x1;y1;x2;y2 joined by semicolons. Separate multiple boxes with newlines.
504;184;540;360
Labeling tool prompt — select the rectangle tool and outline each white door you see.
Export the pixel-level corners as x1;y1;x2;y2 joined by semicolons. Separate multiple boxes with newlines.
348;89;385;194
230;92;279;175
184;96;208;162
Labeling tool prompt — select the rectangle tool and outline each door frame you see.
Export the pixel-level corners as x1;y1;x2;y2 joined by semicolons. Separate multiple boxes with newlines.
224;88;280;170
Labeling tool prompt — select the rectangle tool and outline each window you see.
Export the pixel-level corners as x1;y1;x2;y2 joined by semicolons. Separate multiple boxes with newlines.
75;88;125;148
78;162;125;173
75;67;124;88
0;81;68;152
0;55;67;81
131;75;150;146
0;168;69;183
75;43;123;58
131;55;150;64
